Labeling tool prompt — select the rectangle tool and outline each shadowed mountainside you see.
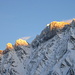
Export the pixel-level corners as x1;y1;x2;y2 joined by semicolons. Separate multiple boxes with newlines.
0;19;75;75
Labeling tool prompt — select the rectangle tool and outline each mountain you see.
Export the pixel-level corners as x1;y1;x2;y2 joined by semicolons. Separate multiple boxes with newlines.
0;19;75;75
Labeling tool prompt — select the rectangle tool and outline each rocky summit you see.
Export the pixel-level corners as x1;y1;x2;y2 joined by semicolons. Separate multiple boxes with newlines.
0;19;75;75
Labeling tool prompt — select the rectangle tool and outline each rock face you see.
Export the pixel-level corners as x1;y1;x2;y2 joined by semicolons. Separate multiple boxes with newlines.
0;19;75;75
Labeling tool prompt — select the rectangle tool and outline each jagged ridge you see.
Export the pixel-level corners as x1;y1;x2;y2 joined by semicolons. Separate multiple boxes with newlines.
0;19;75;75
0;39;29;54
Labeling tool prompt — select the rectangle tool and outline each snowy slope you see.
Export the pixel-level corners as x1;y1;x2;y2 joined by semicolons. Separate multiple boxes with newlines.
0;19;75;75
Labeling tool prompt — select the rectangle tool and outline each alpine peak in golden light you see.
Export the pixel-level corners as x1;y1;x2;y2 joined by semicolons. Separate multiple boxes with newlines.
15;39;28;46
6;43;14;49
50;21;70;30
0;50;3;54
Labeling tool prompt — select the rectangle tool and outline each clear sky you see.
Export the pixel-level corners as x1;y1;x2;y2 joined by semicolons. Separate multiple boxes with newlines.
0;0;75;50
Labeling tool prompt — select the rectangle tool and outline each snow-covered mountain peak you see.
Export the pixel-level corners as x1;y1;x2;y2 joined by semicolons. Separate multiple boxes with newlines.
0;19;75;75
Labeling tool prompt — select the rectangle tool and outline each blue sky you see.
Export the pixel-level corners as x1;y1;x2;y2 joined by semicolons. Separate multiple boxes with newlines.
0;0;75;50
